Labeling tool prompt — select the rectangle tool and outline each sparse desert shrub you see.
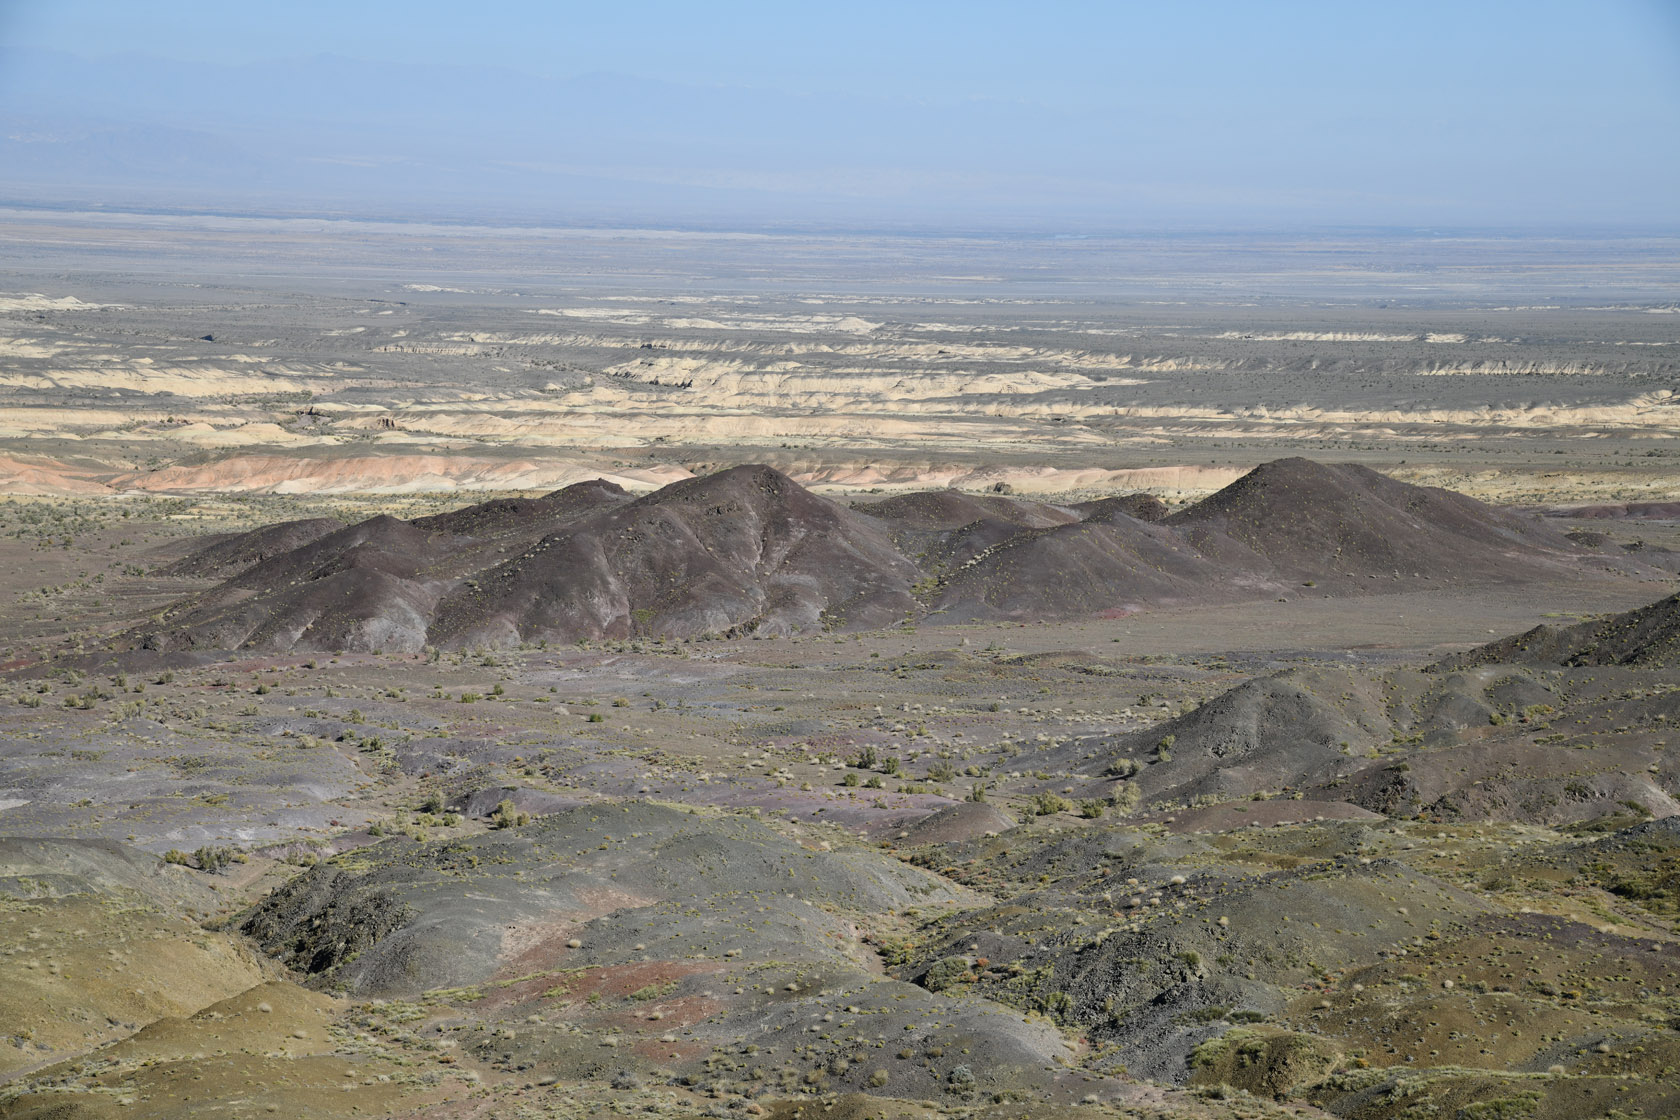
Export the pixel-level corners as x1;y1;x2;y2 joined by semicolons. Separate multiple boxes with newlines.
1079;799;1106;819
1457;1091;1544;1119
966;781;988;803
193;845;246;873
1032;792;1070;816
491;799;529;829
923;956;973;992
1178;1005;1230;1024
927;760;957;782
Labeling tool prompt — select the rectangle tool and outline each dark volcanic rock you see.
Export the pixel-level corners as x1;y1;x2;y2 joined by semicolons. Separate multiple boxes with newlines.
1053;667;1388;806
135;466;917;651
430;464;919;645
1075;492;1171;523
1442;591;1680;670
930;513;1236;622
1162;457;1585;589
138;514;451;653
159;516;346;579
852;489;1079;534
133;459;1646;652
454;784;584;819
1019;589;1680;828
928;458;1605;623
409;478;631;537
1554;500;1680;520
852;490;1080;576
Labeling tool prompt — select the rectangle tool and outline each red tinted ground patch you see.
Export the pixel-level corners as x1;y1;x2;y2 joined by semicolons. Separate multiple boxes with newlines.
497;888;661;973
477;959;726;1020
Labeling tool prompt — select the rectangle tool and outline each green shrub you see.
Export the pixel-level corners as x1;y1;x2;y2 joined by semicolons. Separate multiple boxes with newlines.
923;957;972;992
1032;793;1070;816
491;799;530;829
193;845;245;874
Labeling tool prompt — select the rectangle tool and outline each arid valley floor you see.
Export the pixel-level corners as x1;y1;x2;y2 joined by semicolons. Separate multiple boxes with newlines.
0;215;1678;1120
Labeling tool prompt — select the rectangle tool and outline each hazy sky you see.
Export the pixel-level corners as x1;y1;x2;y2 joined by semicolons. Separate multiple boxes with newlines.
2;0;1677;229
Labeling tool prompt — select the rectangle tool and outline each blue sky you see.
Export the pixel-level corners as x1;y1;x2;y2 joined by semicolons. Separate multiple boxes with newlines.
1;0;1677;229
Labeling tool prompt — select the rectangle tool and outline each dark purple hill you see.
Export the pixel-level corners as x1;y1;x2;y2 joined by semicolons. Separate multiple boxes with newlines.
853;490;1079;532
1440;591;1680;671
1162;458;1586;589
159;517;346;579
1073;492;1170;523
131;459;1645;652
430;465;918;645
138;467;918;652
409;479;630;537
137;514;452;652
